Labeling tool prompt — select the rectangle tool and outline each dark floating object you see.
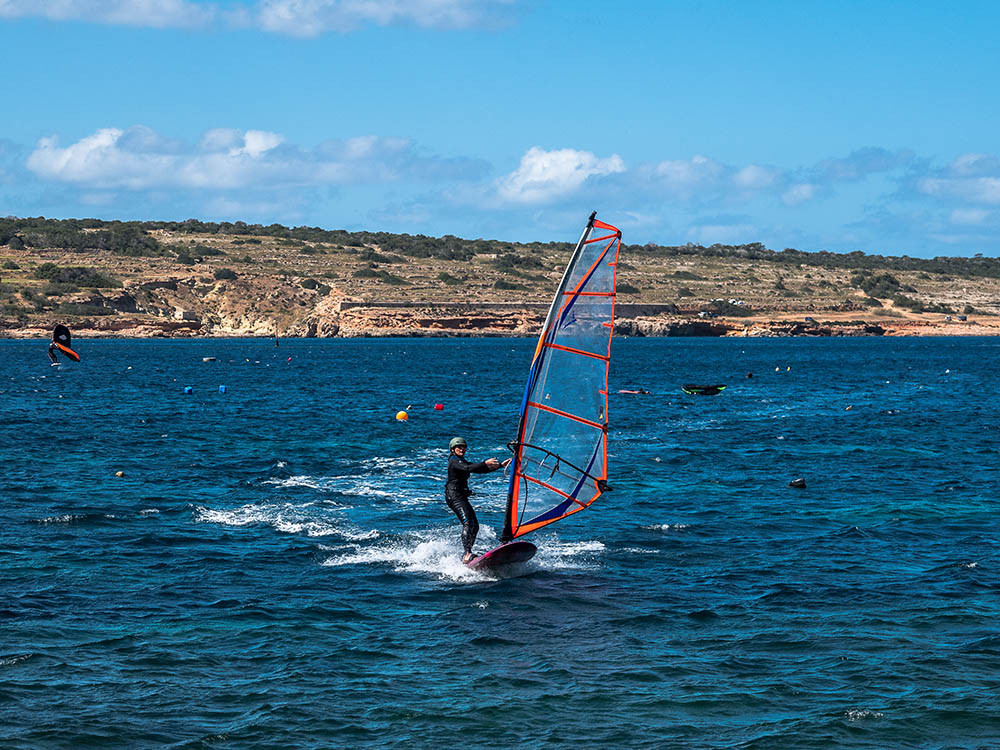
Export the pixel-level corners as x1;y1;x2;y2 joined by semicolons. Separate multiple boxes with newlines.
789;477;807;488
682;384;726;396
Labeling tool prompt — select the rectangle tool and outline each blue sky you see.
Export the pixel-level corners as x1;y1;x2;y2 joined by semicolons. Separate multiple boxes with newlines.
2;0;999;256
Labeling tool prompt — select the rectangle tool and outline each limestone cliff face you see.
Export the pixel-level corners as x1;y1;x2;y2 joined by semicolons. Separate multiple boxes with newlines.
0;270;986;339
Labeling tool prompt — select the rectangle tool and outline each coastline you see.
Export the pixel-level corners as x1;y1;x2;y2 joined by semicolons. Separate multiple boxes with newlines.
4;222;1000;340
3;302;998;339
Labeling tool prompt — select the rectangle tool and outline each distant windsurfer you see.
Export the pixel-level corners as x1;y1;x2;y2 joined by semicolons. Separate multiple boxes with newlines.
48;324;80;365
446;437;510;563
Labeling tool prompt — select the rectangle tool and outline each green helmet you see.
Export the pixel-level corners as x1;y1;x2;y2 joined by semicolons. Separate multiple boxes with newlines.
449;437;468;450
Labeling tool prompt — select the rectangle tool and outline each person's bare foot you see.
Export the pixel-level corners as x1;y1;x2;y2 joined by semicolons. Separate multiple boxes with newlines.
462;552;475;563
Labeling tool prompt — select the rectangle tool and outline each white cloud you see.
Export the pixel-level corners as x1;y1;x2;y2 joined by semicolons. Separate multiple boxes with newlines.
915;153;1000;205
950;208;991;226
949;153;1000;177
782;183;816;206
26;125;483;190
497;146;625;204
733;164;777;190
234;130;284;158
0;0;512;33
918;176;1000;205
650;155;726;198
255;0;512;36
0;0;215;28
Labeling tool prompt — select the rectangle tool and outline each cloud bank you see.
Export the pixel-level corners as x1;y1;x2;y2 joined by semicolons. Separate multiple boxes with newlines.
27;125;487;189
0;0;514;34
12;125;1000;254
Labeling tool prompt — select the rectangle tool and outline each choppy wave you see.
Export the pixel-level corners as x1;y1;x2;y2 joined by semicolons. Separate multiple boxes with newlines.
194;501;377;541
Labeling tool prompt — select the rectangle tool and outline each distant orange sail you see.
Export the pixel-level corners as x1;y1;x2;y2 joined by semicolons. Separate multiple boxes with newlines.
55;342;80;362
501;212;621;542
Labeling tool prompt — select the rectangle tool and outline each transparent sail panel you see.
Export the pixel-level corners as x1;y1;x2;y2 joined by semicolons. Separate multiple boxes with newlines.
506;214;621;539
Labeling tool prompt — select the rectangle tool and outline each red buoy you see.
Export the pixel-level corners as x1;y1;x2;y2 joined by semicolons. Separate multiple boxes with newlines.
434;404;444;411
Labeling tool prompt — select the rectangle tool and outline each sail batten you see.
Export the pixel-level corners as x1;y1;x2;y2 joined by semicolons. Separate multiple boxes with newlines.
501;212;621;543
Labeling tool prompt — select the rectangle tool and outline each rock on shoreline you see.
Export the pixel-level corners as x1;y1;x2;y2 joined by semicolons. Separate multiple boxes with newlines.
6;299;995;338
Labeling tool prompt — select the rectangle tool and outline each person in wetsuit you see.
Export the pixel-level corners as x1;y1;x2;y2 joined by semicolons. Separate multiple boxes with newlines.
445;436;510;562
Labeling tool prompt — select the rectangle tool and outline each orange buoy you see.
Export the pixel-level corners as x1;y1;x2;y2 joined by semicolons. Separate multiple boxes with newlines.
395;411;409;422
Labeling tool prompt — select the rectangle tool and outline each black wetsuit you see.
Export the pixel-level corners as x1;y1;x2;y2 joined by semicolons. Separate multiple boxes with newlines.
445;454;498;555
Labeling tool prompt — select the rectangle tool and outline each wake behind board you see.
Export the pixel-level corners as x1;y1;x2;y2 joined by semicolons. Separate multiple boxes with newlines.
465;541;537;571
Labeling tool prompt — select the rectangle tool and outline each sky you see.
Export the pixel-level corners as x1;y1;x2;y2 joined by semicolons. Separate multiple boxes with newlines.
2;0;999;256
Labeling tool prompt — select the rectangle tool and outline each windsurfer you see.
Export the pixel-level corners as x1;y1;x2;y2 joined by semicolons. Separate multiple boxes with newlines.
446;437;510;562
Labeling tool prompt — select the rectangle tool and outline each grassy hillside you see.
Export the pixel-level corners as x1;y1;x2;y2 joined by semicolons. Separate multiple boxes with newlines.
1;216;998;333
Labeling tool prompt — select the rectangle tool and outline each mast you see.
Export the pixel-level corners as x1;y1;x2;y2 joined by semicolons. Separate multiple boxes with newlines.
501;211;597;543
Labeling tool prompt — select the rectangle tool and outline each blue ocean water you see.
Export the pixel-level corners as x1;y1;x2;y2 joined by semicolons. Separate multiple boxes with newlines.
2;336;999;748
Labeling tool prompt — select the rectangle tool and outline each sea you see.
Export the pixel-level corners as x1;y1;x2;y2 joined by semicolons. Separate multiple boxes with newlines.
2;336;999;749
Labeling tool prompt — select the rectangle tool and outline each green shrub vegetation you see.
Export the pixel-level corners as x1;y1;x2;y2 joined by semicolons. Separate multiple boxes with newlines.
438;272;462;285
33;263;121;288
672;270;704;280
54;302;116;316
707;300;754;317
353;268;409;284
214;268;238;280
618;282;641;294
494;252;547;272
5;216;1000;287
43;282;81;296
194;244;225;256
850;272;915;298
359;249;404;264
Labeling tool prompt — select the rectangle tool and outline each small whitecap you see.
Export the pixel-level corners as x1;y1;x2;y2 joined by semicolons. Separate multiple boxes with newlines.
0;654;32;667
644;523;690;532
845;709;884;721
139;508;160;516
33;514;83;524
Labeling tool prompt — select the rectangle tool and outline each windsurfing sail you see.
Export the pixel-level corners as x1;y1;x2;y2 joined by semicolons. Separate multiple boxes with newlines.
50;324;80;363
501;212;621;542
